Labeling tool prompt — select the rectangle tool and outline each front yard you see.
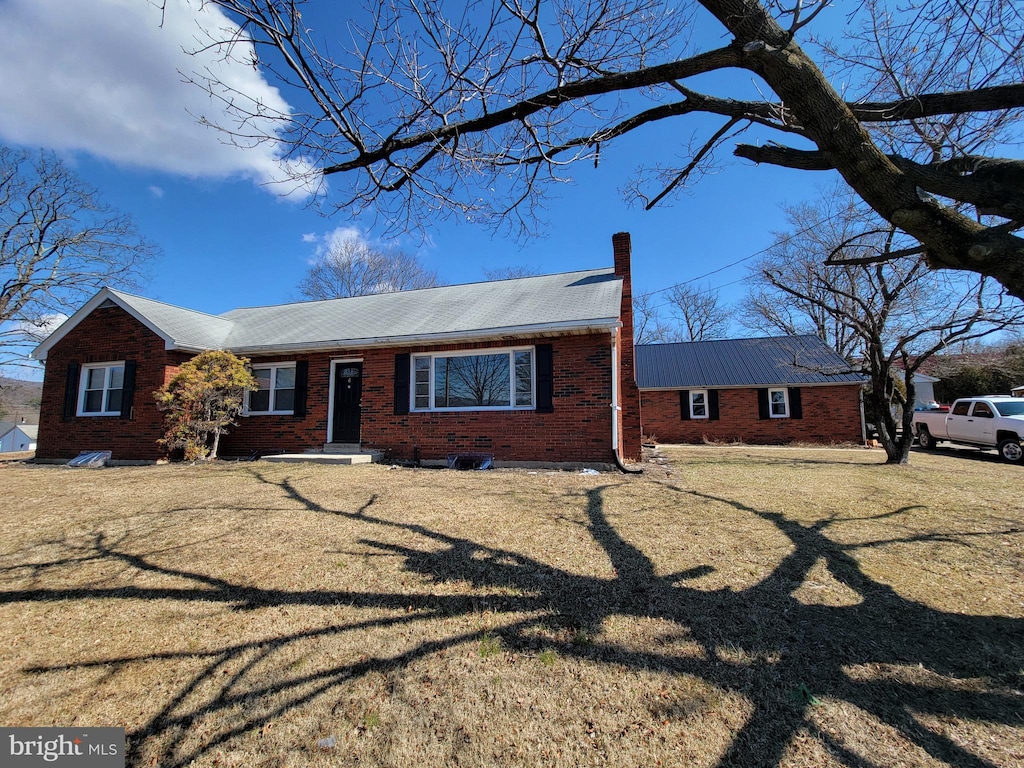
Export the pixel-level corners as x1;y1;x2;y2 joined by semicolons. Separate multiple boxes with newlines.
0;446;1021;767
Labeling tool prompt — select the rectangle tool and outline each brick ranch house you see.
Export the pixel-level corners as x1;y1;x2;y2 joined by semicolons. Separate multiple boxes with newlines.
32;234;642;466
636;335;867;445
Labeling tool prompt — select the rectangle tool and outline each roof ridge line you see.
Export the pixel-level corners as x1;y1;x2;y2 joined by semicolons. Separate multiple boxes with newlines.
636;333;816;349
222;267;615;313
109;288;234;322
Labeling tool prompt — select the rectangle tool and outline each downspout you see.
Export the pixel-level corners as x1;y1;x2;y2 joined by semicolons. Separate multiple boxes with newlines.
610;326;642;474
611;327;619;453
859;386;868;444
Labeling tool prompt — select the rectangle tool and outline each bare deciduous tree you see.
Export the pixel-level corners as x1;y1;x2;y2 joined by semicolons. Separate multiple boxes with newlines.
633;292;678;345
298;235;438;299
482;266;540;280
665;283;731;341
746;190;1024;464
741;193;872;359
0;146;157;371
438;354;511;407
185;1;1024;297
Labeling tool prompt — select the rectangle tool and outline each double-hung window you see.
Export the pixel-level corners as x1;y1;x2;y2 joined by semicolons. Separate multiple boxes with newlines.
248;364;296;414
689;389;709;419
412;348;534;411
768;387;789;418
79;362;125;416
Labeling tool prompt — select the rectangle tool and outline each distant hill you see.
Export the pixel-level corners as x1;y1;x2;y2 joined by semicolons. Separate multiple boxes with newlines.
0;376;43;425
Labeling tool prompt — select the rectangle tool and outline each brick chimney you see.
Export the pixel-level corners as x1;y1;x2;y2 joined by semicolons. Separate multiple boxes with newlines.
612;232;633;341
612;232;641;460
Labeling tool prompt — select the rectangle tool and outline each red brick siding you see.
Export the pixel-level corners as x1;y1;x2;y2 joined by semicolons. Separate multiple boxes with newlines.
38;305;633;463
219;349;332;456
640;385;864;444
37;305;188;461
223;334;621;463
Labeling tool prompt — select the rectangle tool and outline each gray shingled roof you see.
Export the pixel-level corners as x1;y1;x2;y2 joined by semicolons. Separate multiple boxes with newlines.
110;291;235;351
220;268;621;351
36;269;622;359
635;335;866;389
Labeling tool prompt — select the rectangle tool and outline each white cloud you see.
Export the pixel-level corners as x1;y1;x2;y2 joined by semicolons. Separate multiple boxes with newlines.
300;226;367;264
18;314;70;343
304;227;429;261
0;314;69;357
148;185;165;199
324;226;366;254
0;0;318;194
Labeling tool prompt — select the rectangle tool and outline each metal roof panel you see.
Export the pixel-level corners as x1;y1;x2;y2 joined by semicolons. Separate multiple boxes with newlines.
636;336;867;389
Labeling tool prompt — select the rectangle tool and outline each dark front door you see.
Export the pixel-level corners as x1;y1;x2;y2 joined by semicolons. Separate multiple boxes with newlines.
332;363;363;443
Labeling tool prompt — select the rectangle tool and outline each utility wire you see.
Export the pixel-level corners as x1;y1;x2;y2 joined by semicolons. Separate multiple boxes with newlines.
637;208;849;311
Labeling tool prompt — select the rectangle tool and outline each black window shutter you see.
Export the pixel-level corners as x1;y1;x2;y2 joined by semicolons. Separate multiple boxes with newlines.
709;390;720;421
535;344;554;413
62;362;80;421
120;360;137;420
292;360;309;417
789;387;803;419
757;388;770;420
679;390;690;420
394;353;410;415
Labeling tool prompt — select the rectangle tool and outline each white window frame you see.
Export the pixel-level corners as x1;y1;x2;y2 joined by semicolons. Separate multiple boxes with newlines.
411;346;536;412
246;362;297;415
689;389;710;419
78;362;125;417
768;387;790;418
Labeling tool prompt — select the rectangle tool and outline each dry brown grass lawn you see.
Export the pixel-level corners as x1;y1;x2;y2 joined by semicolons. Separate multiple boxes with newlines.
0;445;1021;767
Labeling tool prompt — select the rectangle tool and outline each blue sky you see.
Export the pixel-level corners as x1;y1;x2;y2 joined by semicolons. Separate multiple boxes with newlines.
0;0;846;376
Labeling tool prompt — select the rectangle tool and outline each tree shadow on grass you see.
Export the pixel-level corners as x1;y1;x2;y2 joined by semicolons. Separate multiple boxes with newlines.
913;445;1009;465
4;468;1022;767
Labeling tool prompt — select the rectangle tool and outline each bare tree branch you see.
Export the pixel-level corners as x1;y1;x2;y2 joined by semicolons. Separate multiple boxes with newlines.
183;1;1024;296
643;118;742;210
632;291;681;344
0;146;157;370
735;145;1024;221
824;245;926;267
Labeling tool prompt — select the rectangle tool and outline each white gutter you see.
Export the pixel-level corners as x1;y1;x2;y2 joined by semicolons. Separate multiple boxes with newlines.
611;326;620;453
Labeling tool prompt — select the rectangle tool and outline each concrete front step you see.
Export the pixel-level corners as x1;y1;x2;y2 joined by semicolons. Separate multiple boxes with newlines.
261;451;382;465
322;442;362;454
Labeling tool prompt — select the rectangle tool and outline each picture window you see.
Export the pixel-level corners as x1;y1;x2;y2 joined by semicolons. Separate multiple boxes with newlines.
411;348;534;411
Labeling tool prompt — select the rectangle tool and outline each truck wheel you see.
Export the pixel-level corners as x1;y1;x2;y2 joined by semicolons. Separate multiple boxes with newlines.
917;427;936;450
998;438;1023;463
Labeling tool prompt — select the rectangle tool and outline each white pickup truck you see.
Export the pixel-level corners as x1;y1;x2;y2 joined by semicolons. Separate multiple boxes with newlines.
913;396;1024;463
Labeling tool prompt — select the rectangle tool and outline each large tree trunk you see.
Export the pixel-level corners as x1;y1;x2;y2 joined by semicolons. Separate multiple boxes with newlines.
863;348;915;465
868;394;907;465
871;368;918;465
